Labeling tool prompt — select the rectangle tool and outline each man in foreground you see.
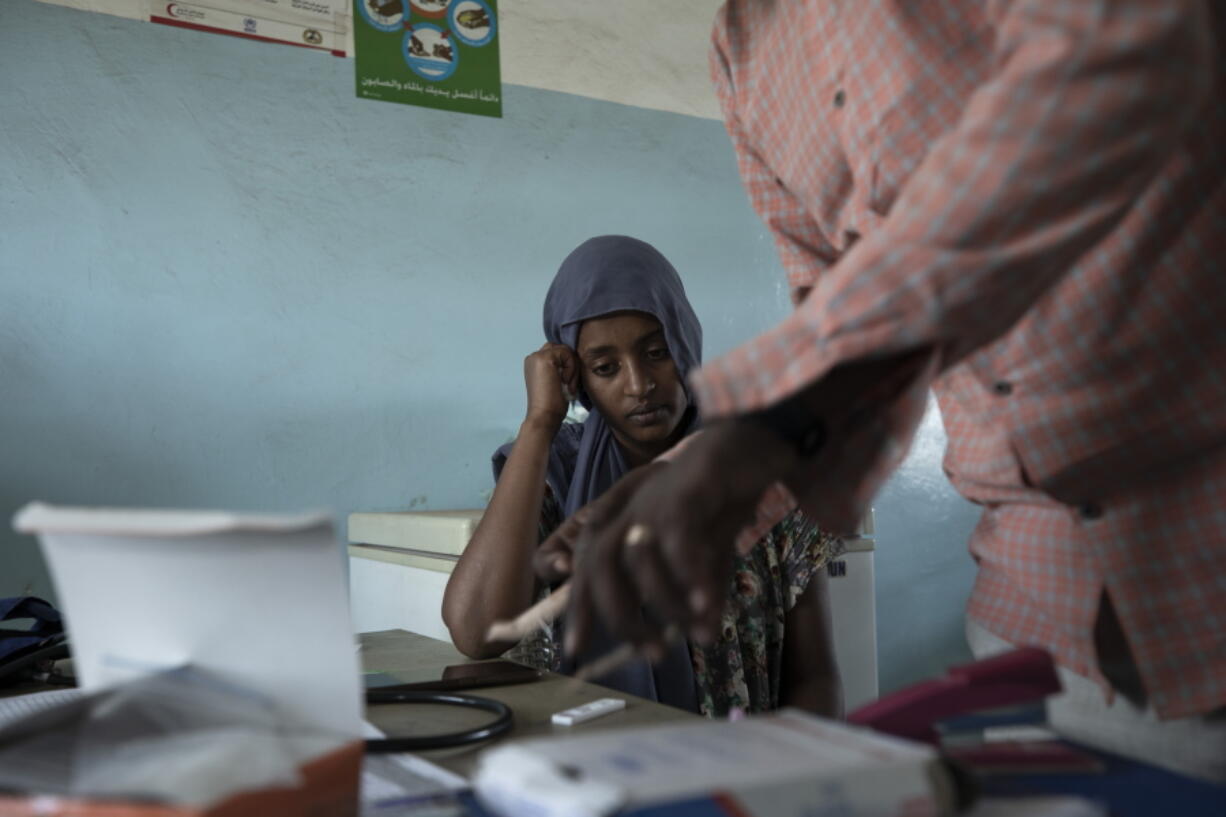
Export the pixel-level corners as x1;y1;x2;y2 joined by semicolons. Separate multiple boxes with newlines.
546;0;1226;782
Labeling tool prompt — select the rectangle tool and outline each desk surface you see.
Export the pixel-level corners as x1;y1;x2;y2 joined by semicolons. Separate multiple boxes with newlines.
6;633;1223;815
362;631;1226;815
1;629;692;780
360;629;695;777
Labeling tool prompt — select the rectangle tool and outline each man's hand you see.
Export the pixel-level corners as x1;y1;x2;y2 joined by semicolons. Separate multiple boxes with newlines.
540;421;798;659
536;350;935;660
533;461;668;584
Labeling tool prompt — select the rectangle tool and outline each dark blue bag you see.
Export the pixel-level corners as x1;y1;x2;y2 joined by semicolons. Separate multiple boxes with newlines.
0;596;70;687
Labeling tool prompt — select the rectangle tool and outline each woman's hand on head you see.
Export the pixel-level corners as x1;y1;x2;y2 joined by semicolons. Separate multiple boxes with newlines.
524;343;579;428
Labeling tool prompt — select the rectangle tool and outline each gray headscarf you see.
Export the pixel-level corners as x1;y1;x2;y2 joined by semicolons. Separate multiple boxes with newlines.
493;235;702;712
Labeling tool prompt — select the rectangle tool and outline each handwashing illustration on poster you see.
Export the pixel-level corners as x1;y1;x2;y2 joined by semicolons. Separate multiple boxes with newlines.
354;0;501;117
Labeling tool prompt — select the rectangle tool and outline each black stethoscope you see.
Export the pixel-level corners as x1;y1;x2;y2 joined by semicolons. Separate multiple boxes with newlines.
363;688;513;752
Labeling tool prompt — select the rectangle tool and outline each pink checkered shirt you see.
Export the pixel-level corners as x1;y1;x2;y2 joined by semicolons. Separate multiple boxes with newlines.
693;0;1226;718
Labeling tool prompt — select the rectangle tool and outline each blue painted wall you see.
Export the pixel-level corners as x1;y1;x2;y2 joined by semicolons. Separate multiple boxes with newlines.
0;0;979;693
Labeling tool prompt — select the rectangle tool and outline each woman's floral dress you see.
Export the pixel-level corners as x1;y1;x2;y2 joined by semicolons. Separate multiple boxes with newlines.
508;486;843;717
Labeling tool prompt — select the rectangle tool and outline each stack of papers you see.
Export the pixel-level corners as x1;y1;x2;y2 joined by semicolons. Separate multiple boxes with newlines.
473;709;958;817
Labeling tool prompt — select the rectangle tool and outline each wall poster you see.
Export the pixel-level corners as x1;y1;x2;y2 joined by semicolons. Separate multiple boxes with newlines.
353;0;500;117
148;0;350;55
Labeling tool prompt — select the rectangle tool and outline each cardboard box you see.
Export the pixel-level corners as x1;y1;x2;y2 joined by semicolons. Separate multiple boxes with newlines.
0;740;361;817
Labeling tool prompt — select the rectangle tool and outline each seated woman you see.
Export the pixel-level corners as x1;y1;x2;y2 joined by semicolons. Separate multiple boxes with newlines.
441;235;844;719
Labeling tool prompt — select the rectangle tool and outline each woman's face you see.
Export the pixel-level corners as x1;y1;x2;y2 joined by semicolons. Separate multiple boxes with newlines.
576;311;690;465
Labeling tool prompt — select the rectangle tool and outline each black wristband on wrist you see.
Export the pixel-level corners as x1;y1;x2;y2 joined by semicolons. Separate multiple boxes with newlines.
744;399;826;458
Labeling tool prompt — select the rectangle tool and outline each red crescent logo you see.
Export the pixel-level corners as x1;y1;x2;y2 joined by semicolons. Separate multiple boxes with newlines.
166;3;178;16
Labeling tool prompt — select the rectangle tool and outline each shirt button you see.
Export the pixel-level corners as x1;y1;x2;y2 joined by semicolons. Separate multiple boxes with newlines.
992;381;1013;396
1079;502;1104;520
833;89;846;108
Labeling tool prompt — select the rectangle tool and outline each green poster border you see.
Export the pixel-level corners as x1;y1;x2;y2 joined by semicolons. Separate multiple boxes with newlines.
354;0;501;118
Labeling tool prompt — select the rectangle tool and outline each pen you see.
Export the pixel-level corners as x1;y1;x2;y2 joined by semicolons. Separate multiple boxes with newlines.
484;583;570;644
486;583;681;683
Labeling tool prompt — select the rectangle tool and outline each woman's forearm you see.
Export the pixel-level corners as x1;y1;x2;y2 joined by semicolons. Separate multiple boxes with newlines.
442;416;558;657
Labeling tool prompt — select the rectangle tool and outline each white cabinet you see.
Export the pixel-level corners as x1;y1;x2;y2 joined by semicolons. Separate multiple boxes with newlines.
348;553;453;641
825;521;878;710
348;509;878;710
